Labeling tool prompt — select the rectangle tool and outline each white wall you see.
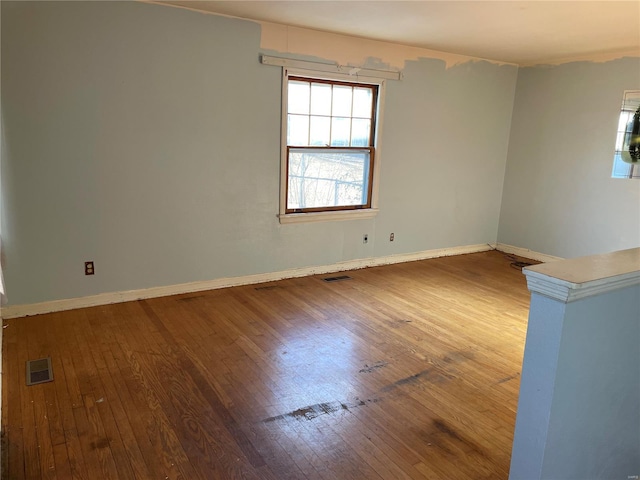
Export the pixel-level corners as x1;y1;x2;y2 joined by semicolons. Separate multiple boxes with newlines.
1;1;517;306
498;58;640;258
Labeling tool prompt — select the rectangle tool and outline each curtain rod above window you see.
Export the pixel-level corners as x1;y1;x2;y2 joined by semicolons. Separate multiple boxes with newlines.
260;55;402;81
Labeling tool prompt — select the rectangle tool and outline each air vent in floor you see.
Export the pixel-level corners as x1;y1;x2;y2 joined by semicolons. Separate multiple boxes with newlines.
323;275;352;282
26;357;53;386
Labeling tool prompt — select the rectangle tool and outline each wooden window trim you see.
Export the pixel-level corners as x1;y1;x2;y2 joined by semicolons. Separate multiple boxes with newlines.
285;76;379;214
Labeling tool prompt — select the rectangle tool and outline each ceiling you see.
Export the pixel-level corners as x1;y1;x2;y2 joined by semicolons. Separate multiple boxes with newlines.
158;1;640;65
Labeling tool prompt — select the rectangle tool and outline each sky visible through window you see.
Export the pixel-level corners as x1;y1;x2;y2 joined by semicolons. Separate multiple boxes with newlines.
287;80;373;147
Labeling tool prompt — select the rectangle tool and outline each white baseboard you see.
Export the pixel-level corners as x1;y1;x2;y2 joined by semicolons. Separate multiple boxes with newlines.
495;243;563;263
1;243;496;319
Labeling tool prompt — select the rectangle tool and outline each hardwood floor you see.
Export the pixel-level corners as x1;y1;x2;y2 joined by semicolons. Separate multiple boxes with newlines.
2;250;534;479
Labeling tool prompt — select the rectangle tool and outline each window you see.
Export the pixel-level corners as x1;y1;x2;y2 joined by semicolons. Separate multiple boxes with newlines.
280;71;383;222
612;90;640;179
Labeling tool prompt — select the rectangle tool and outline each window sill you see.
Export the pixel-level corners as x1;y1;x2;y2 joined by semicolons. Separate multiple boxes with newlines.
279;208;379;224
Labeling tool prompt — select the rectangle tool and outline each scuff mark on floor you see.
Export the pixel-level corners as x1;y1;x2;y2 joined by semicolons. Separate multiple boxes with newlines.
432;419;489;458
264;349;475;425
262;398;379;423
496;372;520;384
178;295;205;302
359;361;388;373
389;319;413;328
381;367;455;392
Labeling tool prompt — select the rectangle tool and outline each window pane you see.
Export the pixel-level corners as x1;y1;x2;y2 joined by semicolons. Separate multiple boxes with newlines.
352;87;373;118
332;85;352;117
288;148;370;209
309;116;330;146
288;81;310;115
288;114;309;146
612;153;633;178
615;111;636;151
351;119;371;146
612;90;640;179
618;111;633;131
330;117;351;146
615;131;626;151
310;83;332;116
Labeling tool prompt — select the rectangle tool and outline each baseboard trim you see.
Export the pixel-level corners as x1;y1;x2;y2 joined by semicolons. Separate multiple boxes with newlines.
495;243;563;263
1;243;496;319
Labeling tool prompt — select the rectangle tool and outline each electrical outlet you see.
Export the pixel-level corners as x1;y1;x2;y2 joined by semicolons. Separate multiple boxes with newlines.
363;234;369;244
390;232;395;242
85;261;95;275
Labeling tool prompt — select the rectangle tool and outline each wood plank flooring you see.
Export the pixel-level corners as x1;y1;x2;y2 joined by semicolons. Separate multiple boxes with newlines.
2;250;535;479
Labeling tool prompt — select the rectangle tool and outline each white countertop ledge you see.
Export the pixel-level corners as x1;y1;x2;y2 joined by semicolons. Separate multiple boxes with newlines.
523;247;640;303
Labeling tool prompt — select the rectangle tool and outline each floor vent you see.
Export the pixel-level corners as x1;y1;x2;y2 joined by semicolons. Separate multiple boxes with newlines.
26;357;53;386
323;275;352;283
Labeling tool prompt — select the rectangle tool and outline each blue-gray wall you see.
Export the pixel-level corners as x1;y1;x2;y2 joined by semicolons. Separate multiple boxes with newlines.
498;58;640;258
3;1;639;306
1;1;518;305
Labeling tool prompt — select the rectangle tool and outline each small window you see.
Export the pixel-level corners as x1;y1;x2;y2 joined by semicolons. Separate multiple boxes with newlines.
281;74;382;219
612;90;640;179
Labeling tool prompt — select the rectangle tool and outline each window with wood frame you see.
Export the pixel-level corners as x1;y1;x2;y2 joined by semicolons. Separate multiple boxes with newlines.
284;76;379;214
612;90;640;179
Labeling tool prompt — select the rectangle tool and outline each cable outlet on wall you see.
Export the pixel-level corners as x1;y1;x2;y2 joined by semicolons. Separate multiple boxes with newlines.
363;234;368;244
390;233;395;242
85;261;95;275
